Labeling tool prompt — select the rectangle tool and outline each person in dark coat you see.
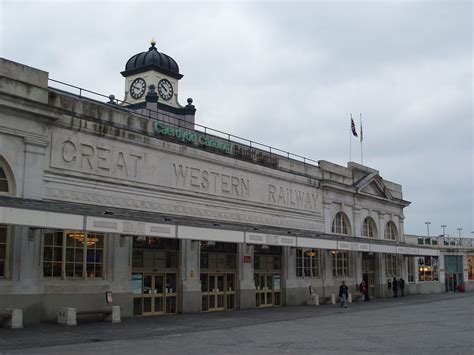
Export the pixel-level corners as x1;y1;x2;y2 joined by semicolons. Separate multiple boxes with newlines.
399;278;405;296
392;277;398;297
339;281;349;308
360;280;370;302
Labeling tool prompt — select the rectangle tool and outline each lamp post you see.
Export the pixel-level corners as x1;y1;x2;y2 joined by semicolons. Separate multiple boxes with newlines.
441;225;447;236
425;221;431;236
457;228;462;237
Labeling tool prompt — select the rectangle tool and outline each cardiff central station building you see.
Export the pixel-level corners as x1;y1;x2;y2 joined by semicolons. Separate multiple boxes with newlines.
0;42;467;324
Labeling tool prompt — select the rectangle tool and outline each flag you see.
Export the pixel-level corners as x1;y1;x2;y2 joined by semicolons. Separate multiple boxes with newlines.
360;119;363;142
351;117;358;137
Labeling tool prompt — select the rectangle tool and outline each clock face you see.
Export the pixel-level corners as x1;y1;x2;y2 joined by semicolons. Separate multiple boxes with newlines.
130;78;146;99
158;79;173;101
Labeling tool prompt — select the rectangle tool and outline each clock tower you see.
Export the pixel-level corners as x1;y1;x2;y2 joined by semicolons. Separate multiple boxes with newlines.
121;40;195;128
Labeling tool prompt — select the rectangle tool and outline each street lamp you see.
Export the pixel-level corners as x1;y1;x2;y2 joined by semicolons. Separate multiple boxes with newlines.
457;228;462;237
441;225;447;236
425;221;431;236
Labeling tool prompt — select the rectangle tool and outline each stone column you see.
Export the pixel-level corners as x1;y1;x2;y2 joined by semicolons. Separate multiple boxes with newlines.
179;239;201;313
323;202;332;234
238;243;255;309
378;212;386;240
323;250;334;296
22;138;48;199
376;253;386;298
398;215;406;243
353;206;361;238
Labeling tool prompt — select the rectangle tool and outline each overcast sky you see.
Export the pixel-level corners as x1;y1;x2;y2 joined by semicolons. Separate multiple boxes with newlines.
1;1;472;236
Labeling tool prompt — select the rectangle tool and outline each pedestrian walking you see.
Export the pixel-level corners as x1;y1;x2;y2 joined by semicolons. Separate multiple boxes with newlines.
392;277;398;298
339;281;349;308
399;278;405;297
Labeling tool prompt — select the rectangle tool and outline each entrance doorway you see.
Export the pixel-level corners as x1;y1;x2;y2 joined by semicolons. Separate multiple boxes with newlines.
132;272;177;315
254;245;282;308
201;273;235;311
131;236;179;316
254;273;281;307
362;253;376;298
444;255;463;292
200;241;237;312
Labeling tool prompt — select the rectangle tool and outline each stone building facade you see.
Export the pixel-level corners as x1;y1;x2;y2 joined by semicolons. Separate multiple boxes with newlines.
0;45;444;324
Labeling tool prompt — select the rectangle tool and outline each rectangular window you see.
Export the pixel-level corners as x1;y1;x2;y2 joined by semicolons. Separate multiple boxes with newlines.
332;251;351;277
407;256;415;283
0;224;7;277
43;230;104;279
385;254;399;277
296;248;320;278
417;256;439;281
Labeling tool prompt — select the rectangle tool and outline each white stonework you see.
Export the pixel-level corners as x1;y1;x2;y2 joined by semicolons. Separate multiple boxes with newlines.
1;55;470;325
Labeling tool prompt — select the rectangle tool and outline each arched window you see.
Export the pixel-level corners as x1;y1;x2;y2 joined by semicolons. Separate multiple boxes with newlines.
362;217;377;238
0;158;14;195
0;166;9;193
0;158;14;278
384;221;398;241
332;212;350;235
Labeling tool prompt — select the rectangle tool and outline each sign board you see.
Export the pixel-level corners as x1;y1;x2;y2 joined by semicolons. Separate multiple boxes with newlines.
244;255;252;263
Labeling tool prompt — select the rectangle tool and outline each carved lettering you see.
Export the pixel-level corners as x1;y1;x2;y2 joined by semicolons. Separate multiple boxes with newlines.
172;163;250;198
80;143;94;170
114;151;128;177
268;184;321;212
96;146;110;171
62;140;77;163
54;135;144;180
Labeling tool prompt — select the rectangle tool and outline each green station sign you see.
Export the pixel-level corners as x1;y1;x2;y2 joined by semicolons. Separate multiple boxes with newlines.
154;122;234;155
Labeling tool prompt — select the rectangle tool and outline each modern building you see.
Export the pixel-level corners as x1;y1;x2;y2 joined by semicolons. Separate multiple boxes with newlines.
404;235;474;293
0;43;458;324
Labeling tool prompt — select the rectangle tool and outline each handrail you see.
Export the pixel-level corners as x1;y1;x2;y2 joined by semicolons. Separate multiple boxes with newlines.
48;78;319;166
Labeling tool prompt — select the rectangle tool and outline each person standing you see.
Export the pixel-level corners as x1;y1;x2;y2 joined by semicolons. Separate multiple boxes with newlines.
339;281;349;308
392;277;398;298
361;280;370;302
399;278;405;297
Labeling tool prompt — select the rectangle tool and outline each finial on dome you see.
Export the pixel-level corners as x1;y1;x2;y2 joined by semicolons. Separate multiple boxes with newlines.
150;38;156;47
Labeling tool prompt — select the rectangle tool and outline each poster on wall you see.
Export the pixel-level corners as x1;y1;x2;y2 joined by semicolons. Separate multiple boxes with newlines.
274;274;281;290
468;255;474;281
132;274;143;294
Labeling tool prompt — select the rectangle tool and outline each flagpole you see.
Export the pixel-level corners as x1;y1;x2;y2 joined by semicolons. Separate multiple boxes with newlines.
360;113;363;165
349;114;352;162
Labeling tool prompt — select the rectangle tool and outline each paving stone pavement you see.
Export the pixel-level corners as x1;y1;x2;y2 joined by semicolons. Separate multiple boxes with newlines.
0;292;473;354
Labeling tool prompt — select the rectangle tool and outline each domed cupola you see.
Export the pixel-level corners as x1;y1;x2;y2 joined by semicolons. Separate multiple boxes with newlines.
121;39;183;79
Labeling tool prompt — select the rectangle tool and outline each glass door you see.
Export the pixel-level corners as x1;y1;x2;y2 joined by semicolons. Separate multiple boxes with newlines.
142;273;154;315
209;274;225;311
201;273;235;312
133;272;177;316
255;273;281;307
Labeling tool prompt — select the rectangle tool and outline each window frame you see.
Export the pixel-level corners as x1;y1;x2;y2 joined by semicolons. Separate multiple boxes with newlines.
362;217;376;238
42;229;106;279
0;224;9;279
331;212;350;236
417;256;439;282
331;250;351;278
384;222;398;241
385;253;400;277
296;248;321;278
